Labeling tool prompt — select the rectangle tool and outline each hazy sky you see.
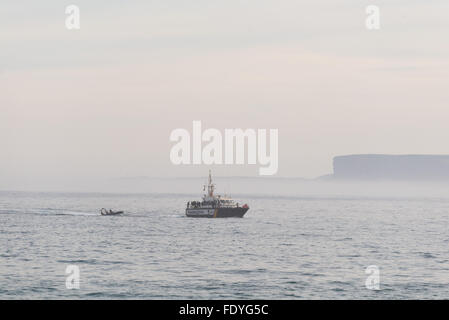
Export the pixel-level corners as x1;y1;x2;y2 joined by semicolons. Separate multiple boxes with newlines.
1;1;448;190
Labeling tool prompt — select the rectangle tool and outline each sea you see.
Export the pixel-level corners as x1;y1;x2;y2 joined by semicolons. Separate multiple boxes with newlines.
1;179;449;299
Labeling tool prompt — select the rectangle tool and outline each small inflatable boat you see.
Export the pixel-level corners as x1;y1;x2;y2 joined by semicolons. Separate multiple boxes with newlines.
100;208;124;216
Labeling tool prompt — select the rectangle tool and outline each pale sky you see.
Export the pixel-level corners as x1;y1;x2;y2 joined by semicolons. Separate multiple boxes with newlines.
1;1;449;190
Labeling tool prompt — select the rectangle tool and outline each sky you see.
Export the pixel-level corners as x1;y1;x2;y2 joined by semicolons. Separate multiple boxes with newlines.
1;1;449;191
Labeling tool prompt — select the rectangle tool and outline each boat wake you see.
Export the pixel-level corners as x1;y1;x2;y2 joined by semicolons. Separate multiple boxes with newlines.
58;210;98;216
28;208;97;216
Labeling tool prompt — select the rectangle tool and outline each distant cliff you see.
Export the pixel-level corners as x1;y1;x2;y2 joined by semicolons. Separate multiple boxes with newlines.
333;154;449;180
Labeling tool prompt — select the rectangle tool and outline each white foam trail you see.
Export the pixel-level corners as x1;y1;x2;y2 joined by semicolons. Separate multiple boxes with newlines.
61;210;97;216
28;209;97;216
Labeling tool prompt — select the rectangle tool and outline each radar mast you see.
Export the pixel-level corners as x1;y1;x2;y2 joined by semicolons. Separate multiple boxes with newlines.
207;169;215;198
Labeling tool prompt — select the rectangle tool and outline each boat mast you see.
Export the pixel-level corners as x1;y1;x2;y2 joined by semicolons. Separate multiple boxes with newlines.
207;169;214;198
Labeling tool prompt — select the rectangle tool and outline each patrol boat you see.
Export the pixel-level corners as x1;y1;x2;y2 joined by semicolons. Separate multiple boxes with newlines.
186;171;249;218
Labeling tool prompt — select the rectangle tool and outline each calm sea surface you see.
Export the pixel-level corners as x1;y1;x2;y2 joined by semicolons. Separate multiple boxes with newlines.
1;191;449;299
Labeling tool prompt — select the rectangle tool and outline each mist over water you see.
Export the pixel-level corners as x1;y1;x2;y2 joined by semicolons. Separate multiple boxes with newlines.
5;175;449;199
2;179;449;299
